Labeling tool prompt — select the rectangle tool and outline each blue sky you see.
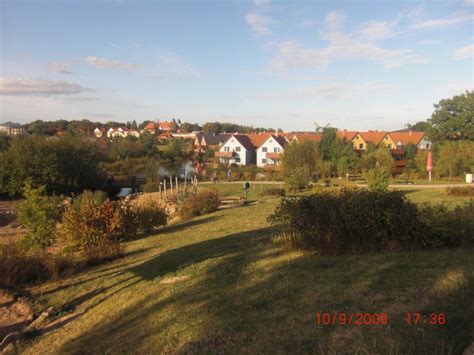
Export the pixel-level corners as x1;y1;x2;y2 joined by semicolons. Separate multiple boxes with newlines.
1;0;473;131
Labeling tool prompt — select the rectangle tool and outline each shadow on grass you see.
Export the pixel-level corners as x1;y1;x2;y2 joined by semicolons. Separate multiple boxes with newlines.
158;216;220;235
53;222;474;354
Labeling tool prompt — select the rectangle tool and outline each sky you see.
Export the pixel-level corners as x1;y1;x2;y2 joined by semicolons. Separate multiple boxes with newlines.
0;0;473;131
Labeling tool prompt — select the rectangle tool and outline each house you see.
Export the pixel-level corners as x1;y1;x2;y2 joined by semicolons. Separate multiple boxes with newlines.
158;121;174;132
353;131;387;150
0;122;26;136
142;121;158;135
388;131;431;150
126;128;140;138
194;133;231;153
107;127;125;139
256;134;287;167
94;127;107;138
215;134;256;165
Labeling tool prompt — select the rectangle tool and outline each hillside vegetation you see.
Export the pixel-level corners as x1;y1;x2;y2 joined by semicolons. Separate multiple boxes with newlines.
15;186;474;353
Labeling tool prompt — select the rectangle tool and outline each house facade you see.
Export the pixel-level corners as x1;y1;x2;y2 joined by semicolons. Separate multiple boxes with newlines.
215;134;255;166
256;135;287;167
0;122;25;136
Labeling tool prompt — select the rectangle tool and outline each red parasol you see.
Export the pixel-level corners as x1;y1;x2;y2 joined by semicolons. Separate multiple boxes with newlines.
426;152;433;172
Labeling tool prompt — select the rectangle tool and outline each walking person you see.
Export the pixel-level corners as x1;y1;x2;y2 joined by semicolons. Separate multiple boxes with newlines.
227;168;232;182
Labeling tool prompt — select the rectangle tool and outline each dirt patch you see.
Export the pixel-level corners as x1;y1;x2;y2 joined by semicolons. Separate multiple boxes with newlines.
0;290;34;342
0;201;25;246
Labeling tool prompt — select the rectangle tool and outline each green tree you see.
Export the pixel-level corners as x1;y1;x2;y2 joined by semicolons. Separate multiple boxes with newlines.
0;135;106;196
15;183;62;249
281;141;321;189
428;90;474;141
361;147;394;173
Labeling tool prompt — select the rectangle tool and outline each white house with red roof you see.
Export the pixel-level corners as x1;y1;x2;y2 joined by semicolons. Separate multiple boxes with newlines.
256;134;287;167
215;134;256;165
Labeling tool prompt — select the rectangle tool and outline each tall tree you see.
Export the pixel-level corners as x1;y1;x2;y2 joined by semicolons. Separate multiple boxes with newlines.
428;90;474;141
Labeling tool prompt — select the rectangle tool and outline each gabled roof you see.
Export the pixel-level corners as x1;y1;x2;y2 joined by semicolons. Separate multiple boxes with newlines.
222;134;255;150
262;134;287;148
0;122;23;128
337;130;358;141
247;132;274;148
144;121;157;130
359;131;387;145
203;133;232;145
388;131;426;146
158;121;173;131
290;132;321;143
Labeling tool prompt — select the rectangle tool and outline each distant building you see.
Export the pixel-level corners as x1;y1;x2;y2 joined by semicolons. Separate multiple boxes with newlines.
256;134;287;167
0;122;26;136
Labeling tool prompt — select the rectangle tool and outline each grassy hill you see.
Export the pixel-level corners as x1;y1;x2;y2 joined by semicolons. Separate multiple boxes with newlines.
22;186;474;354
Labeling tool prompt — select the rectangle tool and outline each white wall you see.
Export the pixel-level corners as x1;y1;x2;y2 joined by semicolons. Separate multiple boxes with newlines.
256;137;284;167
219;136;250;165
417;137;432;149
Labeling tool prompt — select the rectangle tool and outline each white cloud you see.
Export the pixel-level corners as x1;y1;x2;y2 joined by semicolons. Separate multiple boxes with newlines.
252;81;393;100
49;62;72;74
410;11;472;30
269;12;429;72
0;77;87;96
357;20;399;41
453;44;474;59
246;12;273;35
252;0;270;7
85;56;140;72
418;39;440;46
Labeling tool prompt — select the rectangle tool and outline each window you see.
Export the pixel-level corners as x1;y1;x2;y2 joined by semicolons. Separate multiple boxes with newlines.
274;147;280;152
262;147;267;152
387;143;392;148
224;146;230;152
425;143;430;149
236;146;241;152
359;143;364;149
235;157;241;163
262;159;267;164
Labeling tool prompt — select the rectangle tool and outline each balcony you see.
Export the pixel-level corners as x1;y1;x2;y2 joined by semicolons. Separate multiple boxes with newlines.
215;151;235;158
265;152;282;159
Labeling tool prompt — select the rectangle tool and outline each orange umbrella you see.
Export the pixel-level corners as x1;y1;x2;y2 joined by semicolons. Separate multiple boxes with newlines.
426;152;433;172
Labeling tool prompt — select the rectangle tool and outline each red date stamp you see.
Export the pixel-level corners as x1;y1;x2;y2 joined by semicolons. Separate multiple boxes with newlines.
315;312;389;325
315;312;446;326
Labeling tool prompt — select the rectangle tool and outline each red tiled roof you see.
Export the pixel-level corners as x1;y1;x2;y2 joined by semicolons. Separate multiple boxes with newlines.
145;121;157;130
388;131;426;146
158;121;173;131
290;132;321;143
337;130;358;141
359;131;387;144
247;132;274;148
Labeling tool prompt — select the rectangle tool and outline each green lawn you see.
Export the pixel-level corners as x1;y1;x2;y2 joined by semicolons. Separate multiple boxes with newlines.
21;186;474;354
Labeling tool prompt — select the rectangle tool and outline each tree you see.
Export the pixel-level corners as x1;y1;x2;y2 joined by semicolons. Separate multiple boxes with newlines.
319;128;358;177
428;90;474;141
361;147;394;173
281;141;321;189
15;183;62;249
435;141;474;179
0;135;106;196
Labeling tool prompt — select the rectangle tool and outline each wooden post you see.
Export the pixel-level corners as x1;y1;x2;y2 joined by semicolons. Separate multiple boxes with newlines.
176;176;179;194
164;179;167;197
169;176;173;195
158;181;162;199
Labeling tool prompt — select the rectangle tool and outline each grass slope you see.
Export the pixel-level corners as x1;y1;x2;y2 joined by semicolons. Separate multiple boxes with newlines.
22;187;474;354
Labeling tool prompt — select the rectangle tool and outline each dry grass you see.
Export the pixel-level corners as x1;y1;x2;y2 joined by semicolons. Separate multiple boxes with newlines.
5;185;472;353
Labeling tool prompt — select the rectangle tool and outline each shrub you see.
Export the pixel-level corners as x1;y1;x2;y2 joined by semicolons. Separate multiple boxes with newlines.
15;183;62;250
178;189;220;219
285;166;312;191
364;167;390;192
143;181;161;193
58;191;135;262
446;186;474;196
268;188;473;255
260;188;286;197
136;201;168;233
0;244;77;287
